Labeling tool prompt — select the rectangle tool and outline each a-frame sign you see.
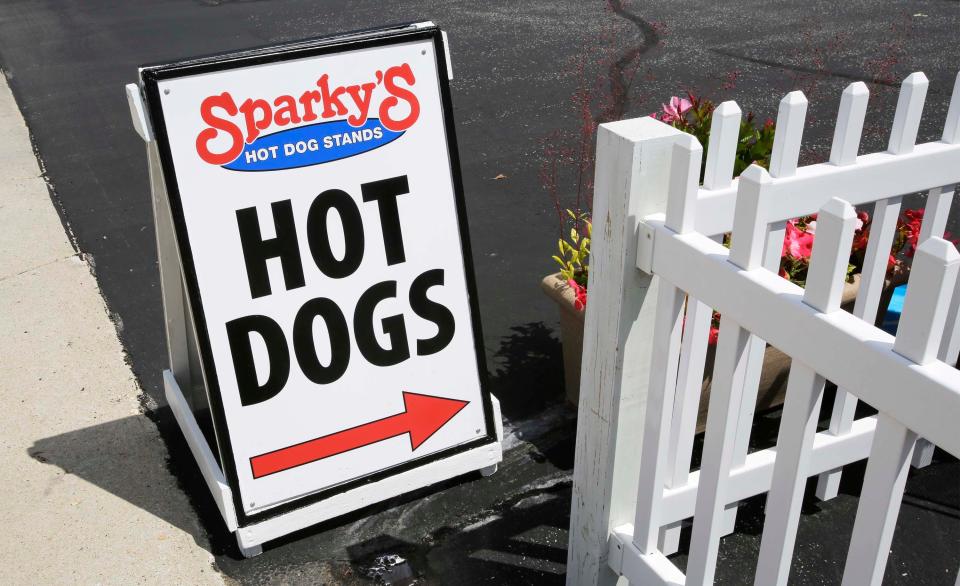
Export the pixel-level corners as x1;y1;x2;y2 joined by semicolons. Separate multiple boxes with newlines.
126;22;502;556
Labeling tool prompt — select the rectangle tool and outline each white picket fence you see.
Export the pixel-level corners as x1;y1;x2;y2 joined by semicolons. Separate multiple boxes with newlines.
566;71;960;586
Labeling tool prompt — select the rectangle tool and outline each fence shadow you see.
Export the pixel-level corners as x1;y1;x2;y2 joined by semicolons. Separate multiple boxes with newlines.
344;479;571;585
487;321;566;419
486;321;576;470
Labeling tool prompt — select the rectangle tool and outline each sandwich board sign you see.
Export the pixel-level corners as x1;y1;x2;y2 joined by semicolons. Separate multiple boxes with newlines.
128;23;502;554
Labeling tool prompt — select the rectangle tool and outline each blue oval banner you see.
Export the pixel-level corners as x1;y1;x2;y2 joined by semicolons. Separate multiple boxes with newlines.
223;118;404;172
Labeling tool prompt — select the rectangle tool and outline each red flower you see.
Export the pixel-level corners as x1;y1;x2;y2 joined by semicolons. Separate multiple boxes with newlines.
708;310;722;346
851;210;871;251
708;326;720;346
567;278;587;310
902;208;924;257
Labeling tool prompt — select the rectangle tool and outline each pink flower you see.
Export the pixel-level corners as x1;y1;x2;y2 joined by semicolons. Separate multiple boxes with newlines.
567;278;587;311
782;220;814;260
660;96;692;123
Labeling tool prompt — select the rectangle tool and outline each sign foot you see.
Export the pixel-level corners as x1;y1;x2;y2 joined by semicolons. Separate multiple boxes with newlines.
237;534;263;559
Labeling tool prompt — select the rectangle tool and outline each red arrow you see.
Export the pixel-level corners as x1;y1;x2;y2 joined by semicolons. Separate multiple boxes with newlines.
249;392;470;479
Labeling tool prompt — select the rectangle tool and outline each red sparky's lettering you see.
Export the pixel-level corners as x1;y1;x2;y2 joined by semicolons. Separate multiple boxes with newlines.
195;63;420;166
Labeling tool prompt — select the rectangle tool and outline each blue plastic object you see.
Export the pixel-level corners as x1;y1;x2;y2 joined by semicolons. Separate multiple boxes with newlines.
881;283;908;334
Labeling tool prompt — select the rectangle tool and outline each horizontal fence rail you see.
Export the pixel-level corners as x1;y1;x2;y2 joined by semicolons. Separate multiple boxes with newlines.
569;70;960;586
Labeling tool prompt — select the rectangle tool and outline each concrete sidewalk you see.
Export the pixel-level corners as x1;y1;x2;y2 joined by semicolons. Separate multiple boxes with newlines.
0;73;224;584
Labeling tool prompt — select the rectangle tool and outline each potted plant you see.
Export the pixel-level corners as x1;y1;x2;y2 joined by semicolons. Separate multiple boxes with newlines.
543;94;922;413
540;210;590;405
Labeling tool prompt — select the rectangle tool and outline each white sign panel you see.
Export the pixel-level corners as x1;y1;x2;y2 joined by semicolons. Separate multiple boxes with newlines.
142;26;497;518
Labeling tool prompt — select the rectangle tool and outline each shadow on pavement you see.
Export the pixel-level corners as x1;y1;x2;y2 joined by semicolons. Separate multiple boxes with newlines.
27;409;227;555
488;321;566;420
28;319;578;579
344;477;571;585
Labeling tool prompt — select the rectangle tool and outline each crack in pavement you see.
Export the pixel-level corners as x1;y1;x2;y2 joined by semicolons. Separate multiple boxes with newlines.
0;252;82;283
606;0;660;119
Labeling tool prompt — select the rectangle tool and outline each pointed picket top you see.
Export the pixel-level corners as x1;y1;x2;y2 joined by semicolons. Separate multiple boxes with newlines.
769;91;808;178
703;101;742;190
803;198;858;313
729;164;774;271
943;71;960;144
829;82;869;166
894;237;960;365
666;133;703;234
888;72;929;155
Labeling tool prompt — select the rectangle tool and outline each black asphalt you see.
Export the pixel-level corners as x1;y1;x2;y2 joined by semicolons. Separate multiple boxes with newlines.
1;0;958;584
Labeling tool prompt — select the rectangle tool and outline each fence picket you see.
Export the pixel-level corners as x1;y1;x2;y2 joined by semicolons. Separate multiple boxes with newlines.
914;184;956;468
893;238;960;363
817;193;904;500
888;72;929;155
755;199;857;585
686;319;752;585
724;91;810;534
660;294;712;554
830;82;869;167
703;101;742;190
632;282;686;554
943;71;960;144
843;238;959;586
686;167;772;584
755;364;824;585
938;269;960;364
661;112;735;552
729;165;775;270
632;135;703;555
841;415;918;586
667;135;704;233
919;185;954;243
769;91;808;178
804;198;859;313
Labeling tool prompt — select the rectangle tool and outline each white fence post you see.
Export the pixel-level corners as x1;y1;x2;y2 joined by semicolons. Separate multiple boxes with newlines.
567;117;683;586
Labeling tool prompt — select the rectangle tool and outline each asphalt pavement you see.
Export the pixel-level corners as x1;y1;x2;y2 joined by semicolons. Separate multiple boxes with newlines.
0;0;958;584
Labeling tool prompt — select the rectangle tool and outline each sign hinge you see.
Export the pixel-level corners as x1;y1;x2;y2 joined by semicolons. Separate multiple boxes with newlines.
636;220;656;274
441;31;453;81
606;526;628;576
126;82;154;143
